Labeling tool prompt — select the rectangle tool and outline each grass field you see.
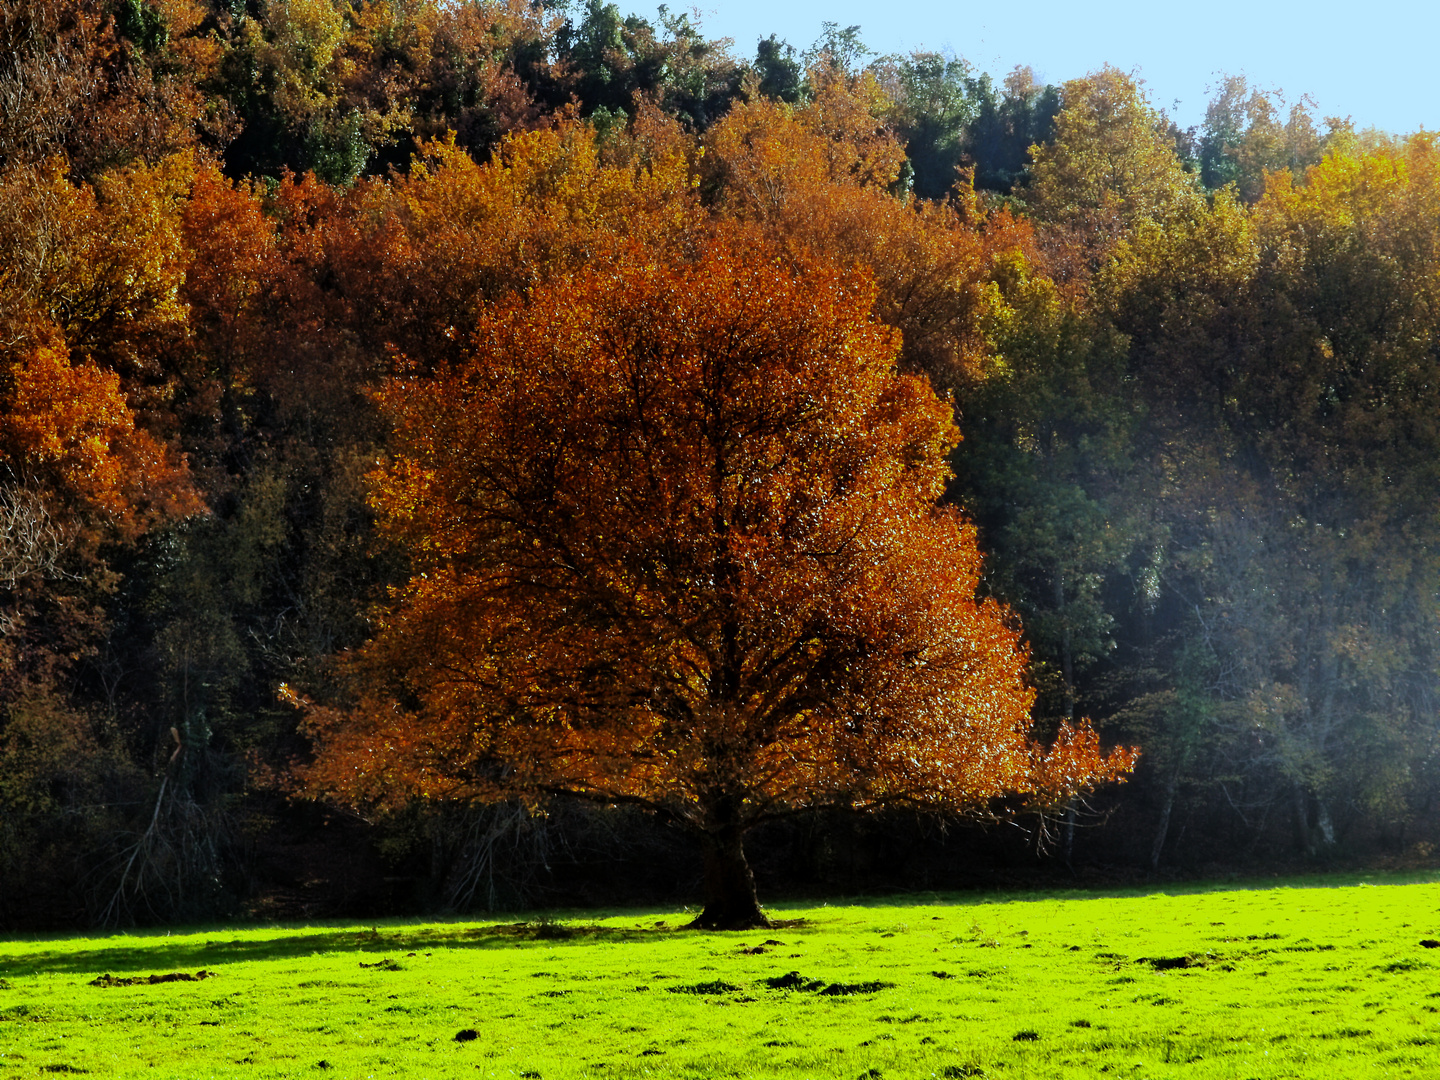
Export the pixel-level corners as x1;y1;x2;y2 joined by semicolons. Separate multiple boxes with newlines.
4;873;1440;1079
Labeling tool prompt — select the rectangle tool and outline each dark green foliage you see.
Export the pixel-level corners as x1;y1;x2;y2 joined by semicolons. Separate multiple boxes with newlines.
949;282;1141;726
555;0;739;129
885;56;1059;198
753;35;802;104
805;21;871;73
116;0;168;53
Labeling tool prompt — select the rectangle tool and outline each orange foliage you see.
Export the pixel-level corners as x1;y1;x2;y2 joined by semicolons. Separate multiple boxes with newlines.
0;149;201;728
0;345;199;537
180;161;278;338
0;0;219;178
0;152;200;536
300;238;1135;925
327;118;703;370
702;81;1042;384
0;152;194;378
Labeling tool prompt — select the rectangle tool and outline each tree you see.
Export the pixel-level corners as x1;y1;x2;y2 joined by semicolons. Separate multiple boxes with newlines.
299;238;1135;928
697;77;1041;388
954;264;1142;726
1197;75;1327;202
554;0;739;132
1079;133;1440;862
1027;67;1202;279
751;35;801;105
878;56;1059;200
0;0;217;180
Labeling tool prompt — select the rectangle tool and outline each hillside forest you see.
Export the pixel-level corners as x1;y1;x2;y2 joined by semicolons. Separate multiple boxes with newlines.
2;0;1439;929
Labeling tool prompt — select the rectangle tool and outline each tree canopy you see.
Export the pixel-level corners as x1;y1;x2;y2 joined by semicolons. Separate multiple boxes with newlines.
300;238;1134;927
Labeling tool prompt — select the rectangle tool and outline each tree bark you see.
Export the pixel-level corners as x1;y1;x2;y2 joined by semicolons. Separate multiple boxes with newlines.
1292;783;1313;855
1062;798;1077;872
1292;783;1335;856
689;825;770;930
1150;777;1176;870
1056;569;1078;870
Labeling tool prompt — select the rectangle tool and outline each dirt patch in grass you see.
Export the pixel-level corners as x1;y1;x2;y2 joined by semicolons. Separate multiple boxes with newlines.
761;972;891;995
667;980;742;995
1146;954;1211;971
819;981;892;996
764;971;825;991
89;971;217;987
740;940;786;954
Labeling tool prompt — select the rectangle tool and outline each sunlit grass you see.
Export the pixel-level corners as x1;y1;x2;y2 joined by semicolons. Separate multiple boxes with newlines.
3;872;1440;1078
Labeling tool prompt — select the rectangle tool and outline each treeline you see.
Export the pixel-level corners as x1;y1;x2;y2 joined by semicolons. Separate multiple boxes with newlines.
2;0;1437;929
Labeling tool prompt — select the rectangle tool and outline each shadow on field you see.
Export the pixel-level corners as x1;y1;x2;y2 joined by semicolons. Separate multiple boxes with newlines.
7;869;1435;978
2;919;703;977
775;867;1440;913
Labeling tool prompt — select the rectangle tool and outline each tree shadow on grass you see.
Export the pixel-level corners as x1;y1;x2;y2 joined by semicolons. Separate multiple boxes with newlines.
776;868;1440;913
11;869;1431;978
1;918;698;978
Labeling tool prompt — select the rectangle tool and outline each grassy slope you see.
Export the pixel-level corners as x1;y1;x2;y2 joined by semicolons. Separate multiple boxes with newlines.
3;873;1440;1078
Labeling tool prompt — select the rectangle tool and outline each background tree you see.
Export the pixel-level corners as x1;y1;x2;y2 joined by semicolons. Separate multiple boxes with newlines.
1026;66;1203;281
0;0;220;179
0;149;204;924
1197;75;1329;202
880;55;1059;200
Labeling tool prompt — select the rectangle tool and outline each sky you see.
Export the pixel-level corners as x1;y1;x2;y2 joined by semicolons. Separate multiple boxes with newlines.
684;0;1435;135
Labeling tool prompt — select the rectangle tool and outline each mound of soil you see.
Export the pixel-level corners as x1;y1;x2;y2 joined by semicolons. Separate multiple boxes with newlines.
89;971;217;988
740;938;787;954
1146;954;1209;971
762;971;891;995
818;981;892;996
666;980;742;995
764;971;824;992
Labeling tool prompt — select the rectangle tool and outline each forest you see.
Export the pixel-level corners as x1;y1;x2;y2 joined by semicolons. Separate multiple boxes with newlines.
1;0;1438;930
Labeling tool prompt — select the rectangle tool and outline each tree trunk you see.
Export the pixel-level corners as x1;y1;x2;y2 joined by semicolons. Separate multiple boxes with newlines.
1150;777;1176;870
1292;784;1335;856
1292;783;1314;855
1055;569;1078;870
689;825;770;930
1062;799;1077;873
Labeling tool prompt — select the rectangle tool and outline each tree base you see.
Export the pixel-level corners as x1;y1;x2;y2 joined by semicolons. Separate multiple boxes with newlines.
685;906;773;931
692;825;770;930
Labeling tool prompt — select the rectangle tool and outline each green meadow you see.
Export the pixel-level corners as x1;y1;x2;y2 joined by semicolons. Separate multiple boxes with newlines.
4;875;1440;1079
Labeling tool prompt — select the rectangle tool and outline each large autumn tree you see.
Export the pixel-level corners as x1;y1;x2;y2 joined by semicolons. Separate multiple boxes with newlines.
301;237;1134;928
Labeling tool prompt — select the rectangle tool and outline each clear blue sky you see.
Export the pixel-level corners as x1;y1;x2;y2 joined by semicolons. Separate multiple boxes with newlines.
681;0;1434;135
